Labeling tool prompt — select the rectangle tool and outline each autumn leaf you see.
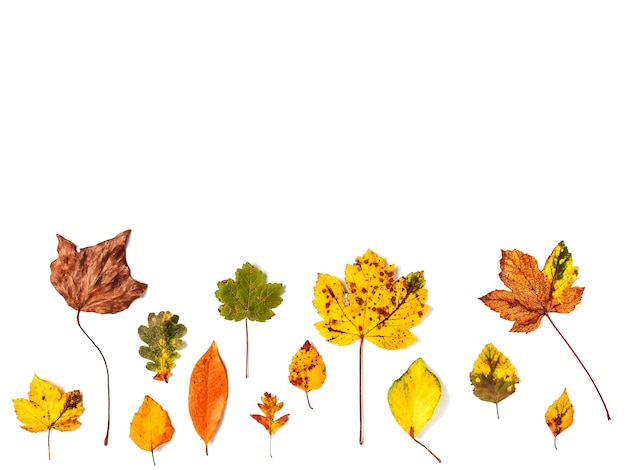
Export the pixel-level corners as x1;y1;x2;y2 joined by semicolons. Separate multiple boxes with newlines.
188;341;228;455
13;375;84;460
251;392;289;458
288;340;326;409
388;358;442;463
215;262;283;378
50;230;148;444
469;343;520;419
138;311;187;383
130;396;174;466
479;241;610;420
545;388;574;449
313;249;428;444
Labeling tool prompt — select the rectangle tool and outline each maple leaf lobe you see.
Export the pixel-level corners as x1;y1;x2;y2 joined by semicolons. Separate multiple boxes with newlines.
50;230;147;314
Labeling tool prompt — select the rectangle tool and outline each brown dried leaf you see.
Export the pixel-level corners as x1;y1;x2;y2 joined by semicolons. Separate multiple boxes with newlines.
50;230;147;314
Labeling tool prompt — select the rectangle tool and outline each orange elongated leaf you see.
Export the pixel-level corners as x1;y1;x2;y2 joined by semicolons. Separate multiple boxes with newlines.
49;230;148;444
251;392;289;458
130;396;174;466
13;375;84;460
545;388;574;449
188;341;228;455
479;242;610;420
313;249;428;444
288;340;326;409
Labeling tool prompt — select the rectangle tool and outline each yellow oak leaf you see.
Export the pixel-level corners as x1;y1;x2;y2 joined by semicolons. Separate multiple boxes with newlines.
469;343;520;418
545;388;574;449
313;249;428;444
12;375;84;460
288;340;326;409
388;358;442;463
251;392;289;458
130;396;174;465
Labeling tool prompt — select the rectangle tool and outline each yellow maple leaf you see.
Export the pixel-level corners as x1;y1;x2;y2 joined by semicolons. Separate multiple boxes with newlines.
545;388;574;449
130;395;175;465
288;340;326;409
313;249;428;444
12;375;84;460
469;343;520;419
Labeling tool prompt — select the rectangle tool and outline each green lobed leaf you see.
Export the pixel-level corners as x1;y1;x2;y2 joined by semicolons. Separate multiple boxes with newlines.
138;311;187;383
215;262;283;322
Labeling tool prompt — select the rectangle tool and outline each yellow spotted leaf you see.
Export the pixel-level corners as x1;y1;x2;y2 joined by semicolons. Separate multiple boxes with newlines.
12;375;84;460
469;343;520;418
251;392;289;458
388;358;442;462
130;396;174;465
288;340;326;409
545;388;574;449
313;249;428;444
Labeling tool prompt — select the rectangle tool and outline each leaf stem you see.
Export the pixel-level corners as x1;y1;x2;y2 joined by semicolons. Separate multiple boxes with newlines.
76;310;112;444
245;316;249;379
359;336;364;445
545;313;610;420
495;402;500;420
412;437;441;463
47;428;51;460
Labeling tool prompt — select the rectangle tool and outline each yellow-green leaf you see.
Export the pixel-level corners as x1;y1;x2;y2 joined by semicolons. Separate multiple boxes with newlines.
288;340;326;409
12;375;84;460
130;395;174;465
388;358;442;463
545;388;574;449
138;311;187;383
469;343;520;418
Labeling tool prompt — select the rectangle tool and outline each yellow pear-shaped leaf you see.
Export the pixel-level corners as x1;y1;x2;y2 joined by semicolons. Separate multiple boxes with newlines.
469;343;520;418
130;396;174;465
545;388;574;449
288;340;326;409
388;358;442;462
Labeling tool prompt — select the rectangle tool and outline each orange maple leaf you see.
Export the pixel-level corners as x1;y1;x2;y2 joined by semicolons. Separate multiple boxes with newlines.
479;241;610;420
479;241;583;333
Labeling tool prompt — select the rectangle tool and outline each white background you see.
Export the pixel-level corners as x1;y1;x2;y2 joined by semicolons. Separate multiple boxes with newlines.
1;2;624;469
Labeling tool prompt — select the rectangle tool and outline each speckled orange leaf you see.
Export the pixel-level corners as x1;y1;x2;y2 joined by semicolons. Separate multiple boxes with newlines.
288;340;326;409
188;341;228;455
129;396;174;466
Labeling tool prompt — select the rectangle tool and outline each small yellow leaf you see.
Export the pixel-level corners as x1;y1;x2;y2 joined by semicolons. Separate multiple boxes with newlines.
288;340;326;409
469;343;520;418
388;358;442;463
130;396;174;465
545;388;574;449
12;374;84;460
